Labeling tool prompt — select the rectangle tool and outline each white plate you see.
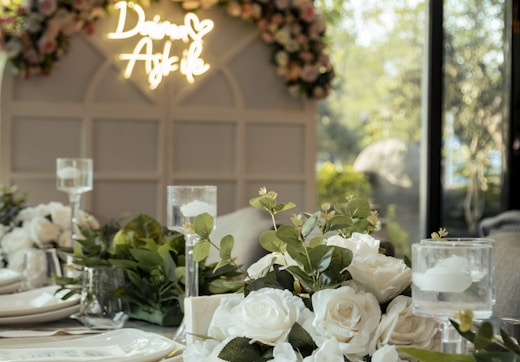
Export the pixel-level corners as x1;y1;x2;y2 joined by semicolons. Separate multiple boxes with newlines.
0;281;21;295
0;328;182;362
0;304;80;325
0;269;21;286
0;286;79;317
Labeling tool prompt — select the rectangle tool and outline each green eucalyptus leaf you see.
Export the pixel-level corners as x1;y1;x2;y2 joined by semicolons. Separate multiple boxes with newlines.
218;337;266;362
194;213;214;238
249;196;275;211
301;212;320;238
399;347;475;362
308;245;332;273
285;265;315;292
276;224;301;248
288;322;317;358
129;249;163;268
286;244;309;271
308;236;324;248
208;279;243;294
259;230;284;253
274;267;296;291
193;239;211;262
219;235;234;260
474;321;495;350
273;201;296;213
213;259;231;272
163;251;178;283
473;351;520;362
345;198;372;218
123;214;163;247
500;328;520;355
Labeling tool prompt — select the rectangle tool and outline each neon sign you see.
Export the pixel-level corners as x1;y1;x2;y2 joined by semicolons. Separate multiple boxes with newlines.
107;1;214;89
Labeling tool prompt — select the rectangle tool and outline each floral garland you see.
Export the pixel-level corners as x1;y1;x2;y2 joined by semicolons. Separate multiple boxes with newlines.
0;0;334;99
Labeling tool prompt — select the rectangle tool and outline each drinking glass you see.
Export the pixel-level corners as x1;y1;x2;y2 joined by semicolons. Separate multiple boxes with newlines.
56;158;93;247
21;248;62;291
166;185;217;344
412;238;494;353
73;265;128;330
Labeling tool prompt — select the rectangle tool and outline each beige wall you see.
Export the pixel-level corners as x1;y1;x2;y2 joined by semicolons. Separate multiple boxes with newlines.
0;4;317;224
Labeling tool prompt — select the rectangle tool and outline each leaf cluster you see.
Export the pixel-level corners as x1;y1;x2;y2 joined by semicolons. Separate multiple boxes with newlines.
248;192;378;295
217;322;318;362
400;316;520;362
0;185;27;227
55;213;244;321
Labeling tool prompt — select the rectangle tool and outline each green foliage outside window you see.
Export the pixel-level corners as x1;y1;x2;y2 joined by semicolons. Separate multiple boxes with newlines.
316;162;372;206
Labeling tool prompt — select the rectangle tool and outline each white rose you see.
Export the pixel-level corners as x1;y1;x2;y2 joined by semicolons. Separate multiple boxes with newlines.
326;233;380;256
27;216;61;247
182;337;227;361
47;201;71;230
303;338;344;362
371;296;438;352
227;288;307;345
246;252;297;280
347;253;411;303
1;227;32;255
78;211;100;230
7;249;26;273
311;286;381;356
371;344;404;362
269;342;302;362
16;207;39;224
207;294;244;340
57;229;72;248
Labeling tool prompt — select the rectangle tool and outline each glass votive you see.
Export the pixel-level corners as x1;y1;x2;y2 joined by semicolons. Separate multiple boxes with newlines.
74;265;128;330
22;248;62;291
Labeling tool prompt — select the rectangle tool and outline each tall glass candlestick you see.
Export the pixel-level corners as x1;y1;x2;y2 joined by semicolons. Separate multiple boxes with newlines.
56;158;93;246
167;185;217;344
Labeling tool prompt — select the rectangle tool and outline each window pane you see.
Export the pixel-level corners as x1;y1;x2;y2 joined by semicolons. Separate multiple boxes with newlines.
442;0;507;235
317;0;425;256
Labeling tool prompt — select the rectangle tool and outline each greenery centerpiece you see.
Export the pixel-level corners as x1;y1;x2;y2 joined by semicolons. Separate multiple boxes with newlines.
56;213;244;326
182;187;520;362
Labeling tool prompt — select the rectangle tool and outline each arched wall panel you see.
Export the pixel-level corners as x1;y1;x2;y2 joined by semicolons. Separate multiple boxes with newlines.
0;2;317;224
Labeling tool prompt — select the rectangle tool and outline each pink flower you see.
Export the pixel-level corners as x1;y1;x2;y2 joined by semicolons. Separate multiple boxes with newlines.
300;64;319;82
38;33;57;54
300;51;314;63
38;0;57;16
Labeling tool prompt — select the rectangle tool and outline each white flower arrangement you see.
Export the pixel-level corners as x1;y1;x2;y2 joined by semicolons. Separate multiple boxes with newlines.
182;188;439;361
0;200;99;273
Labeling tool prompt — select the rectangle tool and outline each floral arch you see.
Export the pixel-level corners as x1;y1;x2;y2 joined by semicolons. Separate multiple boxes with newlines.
0;0;334;99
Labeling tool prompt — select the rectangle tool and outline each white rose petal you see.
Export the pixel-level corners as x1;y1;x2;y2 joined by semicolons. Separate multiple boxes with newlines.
311;285;381;356
326;233;380;256
27;216;61;247
207;294;244;340
371;295;438;353
228;288;307;345
183;337;227;361
347;253;411;303
371;344;403;362
270;342;302;362
246;252;298;279
48;201;71;230
1;227;32;255
303;338;344;362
